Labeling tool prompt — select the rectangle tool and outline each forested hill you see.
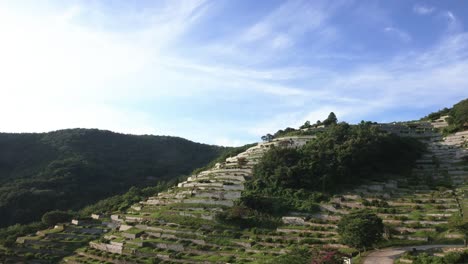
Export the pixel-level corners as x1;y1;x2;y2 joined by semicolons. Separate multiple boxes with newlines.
0;129;226;227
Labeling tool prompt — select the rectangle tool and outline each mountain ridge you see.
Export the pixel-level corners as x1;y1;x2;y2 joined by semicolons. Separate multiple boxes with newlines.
0;128;227;227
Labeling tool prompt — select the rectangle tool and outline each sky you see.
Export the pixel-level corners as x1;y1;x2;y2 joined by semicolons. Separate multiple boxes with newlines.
0;0;467;146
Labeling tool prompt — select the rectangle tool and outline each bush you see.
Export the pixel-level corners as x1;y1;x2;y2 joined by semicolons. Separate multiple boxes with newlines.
267;247;344;264
41;210;74;226
0;221;47;246
337;211;383;250
215;206;280;229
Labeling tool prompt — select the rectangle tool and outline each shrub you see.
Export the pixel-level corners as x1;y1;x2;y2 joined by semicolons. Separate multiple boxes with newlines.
41;210;74;226
338;211;383;251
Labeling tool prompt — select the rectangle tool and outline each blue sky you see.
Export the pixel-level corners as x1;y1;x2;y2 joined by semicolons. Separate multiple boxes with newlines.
0;0;467;146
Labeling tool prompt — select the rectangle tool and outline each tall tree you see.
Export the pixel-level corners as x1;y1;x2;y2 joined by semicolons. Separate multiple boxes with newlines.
323;112;338;126
300;121;311;129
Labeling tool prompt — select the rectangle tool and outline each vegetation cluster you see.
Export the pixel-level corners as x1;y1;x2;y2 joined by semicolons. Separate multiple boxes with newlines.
262;112;339;140
422;98;468;134
245;120;425;216
266;247;345;264
0;179;178;247
337;211;384;251
400;249;468;264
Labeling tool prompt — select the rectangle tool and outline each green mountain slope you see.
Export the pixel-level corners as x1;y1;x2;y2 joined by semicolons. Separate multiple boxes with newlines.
0;129;226;227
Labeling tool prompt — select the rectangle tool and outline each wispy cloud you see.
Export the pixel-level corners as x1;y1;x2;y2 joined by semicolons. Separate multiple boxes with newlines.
0;1;212;133
384;27;412;42
413;4;435;15
248;31;468;137
240;0;330;47
231;0;348;58
441;11;463;33
271;34;294;49
0;1;466;146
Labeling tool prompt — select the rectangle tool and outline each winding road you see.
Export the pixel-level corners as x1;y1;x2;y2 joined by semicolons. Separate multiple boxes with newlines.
362;244;465;264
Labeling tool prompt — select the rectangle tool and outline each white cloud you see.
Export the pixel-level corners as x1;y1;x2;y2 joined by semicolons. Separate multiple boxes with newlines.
413;4;435;15
247;112;304;137
162;58;337;97
271;34;293;49
247;102;385;138
242;23;270;43
443;11;462;33
213;137;248;147
0;1;211;133
239;0;338;50
0;99;158;136
384;27;412;42
445;11;456;21
247;31;468;136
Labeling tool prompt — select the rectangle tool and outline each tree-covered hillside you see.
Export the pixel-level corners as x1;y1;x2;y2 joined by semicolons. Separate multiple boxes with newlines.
422;98;468;133
244;121;425;215
0;129;226;227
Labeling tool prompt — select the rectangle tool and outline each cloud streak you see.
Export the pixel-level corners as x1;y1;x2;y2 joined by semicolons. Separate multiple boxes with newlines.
413;4;435;15
384;27;412;42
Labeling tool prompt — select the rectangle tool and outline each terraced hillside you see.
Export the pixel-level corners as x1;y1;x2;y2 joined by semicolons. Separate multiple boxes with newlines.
64;136;317;263
1;126;467;263
4;220;108;263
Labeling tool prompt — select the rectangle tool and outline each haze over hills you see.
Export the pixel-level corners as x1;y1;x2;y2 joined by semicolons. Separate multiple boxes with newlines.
0;129;227;228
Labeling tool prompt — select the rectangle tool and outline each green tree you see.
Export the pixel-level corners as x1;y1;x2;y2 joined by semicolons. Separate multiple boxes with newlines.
423;107;451;121
337;211;383;252
41;210;74;226
261;134;274;142
300;121;312;129
449;98;468;129
323;112;338;126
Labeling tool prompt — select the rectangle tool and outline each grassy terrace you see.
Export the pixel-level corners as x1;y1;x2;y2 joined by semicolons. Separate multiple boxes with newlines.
78;178;465;263
0;222;108;263
460;184;468;222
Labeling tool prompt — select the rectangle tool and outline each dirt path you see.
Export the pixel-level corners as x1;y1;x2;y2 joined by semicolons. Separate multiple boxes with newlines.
362;244;464;264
